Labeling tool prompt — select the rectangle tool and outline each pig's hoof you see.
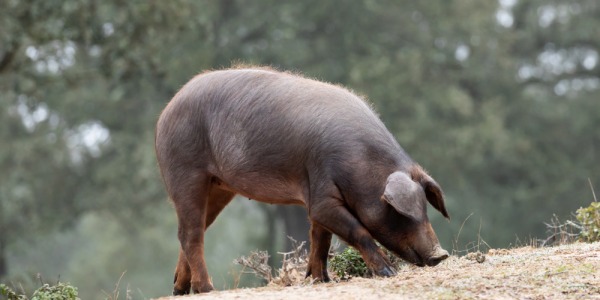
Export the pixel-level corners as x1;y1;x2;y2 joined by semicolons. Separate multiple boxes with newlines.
173;274;191;295
306;266;331;282
173;287;190;296
191;281;214;293
374;265;397;277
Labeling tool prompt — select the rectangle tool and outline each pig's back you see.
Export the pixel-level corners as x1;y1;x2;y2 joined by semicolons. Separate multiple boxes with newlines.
157;68;405;195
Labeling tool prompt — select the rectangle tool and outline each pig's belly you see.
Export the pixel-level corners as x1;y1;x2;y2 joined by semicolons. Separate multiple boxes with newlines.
211;174;307;206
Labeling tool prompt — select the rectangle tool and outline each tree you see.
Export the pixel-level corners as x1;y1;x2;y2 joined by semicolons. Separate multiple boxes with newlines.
1;0;598;297
0;0;197;279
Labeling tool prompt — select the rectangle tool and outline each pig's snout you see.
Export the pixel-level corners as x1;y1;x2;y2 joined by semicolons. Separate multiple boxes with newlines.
425;248;449;266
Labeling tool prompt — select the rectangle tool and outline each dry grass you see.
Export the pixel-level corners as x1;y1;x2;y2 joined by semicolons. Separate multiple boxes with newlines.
156;242;600;300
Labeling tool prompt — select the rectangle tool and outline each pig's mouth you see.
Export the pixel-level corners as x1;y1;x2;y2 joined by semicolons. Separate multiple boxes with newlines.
404;247;449;267
412;250;427;267
402;247;425;267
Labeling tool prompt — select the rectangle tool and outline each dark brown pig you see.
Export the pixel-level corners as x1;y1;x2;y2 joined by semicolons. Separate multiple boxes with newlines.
155;67;450;295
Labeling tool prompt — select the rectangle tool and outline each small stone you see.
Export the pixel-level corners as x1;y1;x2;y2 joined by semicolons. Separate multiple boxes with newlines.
465;251;486;263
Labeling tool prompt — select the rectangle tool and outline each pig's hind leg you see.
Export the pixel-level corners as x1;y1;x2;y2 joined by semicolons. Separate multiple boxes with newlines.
205;185;236;229
173;249;191;295
169;171;215;294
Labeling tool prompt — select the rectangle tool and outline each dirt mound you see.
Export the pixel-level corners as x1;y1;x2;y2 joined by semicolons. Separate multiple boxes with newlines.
157;242;600;299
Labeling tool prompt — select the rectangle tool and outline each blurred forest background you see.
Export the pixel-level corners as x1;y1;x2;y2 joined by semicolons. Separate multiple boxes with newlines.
1;0;599;298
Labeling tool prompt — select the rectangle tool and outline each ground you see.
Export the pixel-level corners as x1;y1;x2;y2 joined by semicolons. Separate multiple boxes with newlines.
157;242;600;299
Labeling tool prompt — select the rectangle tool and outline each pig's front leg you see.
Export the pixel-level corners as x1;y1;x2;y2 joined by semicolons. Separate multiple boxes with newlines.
308;199;396;277
306;222;332;282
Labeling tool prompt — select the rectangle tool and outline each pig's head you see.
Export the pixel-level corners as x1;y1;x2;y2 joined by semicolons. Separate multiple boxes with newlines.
372;168;450;267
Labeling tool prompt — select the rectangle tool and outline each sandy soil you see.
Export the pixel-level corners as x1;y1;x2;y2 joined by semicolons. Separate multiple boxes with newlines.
156;242;600;300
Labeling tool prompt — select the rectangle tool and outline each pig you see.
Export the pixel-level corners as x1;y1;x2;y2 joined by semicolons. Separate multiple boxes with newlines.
155;67;450;295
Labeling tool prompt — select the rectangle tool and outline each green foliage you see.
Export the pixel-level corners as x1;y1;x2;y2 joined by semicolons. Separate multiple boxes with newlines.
576;202;600;243
329;245;404;280
0;282;78;300
329;247;369;279
31;283;78;300
0;284;27;300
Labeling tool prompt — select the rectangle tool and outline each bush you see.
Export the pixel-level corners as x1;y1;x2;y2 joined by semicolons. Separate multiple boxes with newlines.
0;282;79;300
329;247;369;279
576;201;600;243
1;284;27;300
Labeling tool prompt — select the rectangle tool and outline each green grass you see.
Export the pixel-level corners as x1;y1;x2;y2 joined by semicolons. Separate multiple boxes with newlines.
1;282;79;300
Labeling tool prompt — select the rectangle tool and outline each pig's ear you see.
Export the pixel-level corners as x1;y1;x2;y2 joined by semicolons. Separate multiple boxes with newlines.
422;179;449;219
381;172;425;222
411;166;450;219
